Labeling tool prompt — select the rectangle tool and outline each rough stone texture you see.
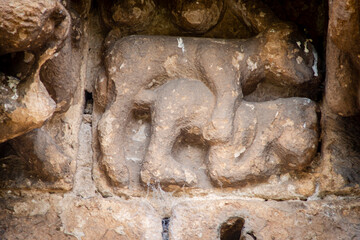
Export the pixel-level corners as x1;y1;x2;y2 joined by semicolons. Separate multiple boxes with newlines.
0;192;163;240
319;110;360;196
170;199;360;239
207;98;318;187
137;79;318;187
97;22;318;187
99;0;156;33
138;79;215;187
0;0;359;239
0;0;70;55
319;0;360;196
325;0;360;116
0;73;56;143
0;0;86;190
40;36;80;113
1;191;359;240
0;0;71;143
168;0;225;34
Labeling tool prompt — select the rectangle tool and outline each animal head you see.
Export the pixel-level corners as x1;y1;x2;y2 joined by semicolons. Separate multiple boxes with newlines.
260;23;319;87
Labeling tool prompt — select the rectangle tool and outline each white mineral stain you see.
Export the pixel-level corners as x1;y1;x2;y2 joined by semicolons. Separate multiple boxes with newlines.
126;156;142;162
246;58;258;71
11;92;18;100
308;183;320;201
115;226;125;235
132;125;147;142
8;77;20;91
177;37;185;53
232;51;244;70
234;146;246;158
245;103;255;110
312;47;319;77
296;56;303;64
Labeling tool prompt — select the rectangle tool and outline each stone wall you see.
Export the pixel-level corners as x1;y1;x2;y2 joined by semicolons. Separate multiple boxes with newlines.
0;0;359;239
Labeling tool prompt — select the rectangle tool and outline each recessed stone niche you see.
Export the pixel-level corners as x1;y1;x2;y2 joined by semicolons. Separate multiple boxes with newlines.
0;0;359;239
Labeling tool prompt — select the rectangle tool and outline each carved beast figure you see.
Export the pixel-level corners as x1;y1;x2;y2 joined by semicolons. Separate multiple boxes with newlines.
98;20;319;186
136;79;318;187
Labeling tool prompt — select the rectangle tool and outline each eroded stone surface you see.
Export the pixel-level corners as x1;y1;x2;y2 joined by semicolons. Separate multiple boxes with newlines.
320;0;360;195
0;0;86;190
100;0;156;33
0;0;359;239
325;0;360;116
1;192;359;240
0;73;56;143
0;192;163;240
170;199;360;239
98;22;318;188
0;0;70;143
168;0;225;34
0;0;70;55
136;78;318;187
208;98;318;187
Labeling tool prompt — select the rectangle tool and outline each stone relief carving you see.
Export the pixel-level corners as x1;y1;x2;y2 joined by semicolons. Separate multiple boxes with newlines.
0;0;70;143
0;0;321;191
2;1;360;239
0;0;85;189
138;79;318;187
97;0;320;188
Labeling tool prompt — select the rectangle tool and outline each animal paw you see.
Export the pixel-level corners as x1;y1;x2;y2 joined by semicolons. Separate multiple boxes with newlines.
140;157;198;187
101;155;130;187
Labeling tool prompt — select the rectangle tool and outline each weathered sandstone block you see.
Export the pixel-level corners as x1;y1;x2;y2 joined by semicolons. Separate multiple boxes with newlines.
0;73;56;143
320;0;360;195
170;199;360;239
138;79;318;187
0;0;71;143
325;0;360;116
168;0;225;34
98;23;318;187
0;0;70;55
100;0;156;32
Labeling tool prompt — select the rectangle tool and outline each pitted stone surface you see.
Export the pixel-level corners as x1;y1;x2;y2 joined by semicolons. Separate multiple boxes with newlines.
0;0;359;239
97;19;319;188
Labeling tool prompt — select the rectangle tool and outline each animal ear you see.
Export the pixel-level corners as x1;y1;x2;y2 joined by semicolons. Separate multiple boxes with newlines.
227;0;282;33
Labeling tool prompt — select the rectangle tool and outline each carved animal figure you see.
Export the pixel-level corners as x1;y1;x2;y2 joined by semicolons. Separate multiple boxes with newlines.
97;22;319;187
207;98;318;187
136;78;318;187
137;78;215;186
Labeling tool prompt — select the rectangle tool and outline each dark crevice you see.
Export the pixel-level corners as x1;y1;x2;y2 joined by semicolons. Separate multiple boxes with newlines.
162;217;170;240
220;217;245;240
84;90;93;114
247;231;257;240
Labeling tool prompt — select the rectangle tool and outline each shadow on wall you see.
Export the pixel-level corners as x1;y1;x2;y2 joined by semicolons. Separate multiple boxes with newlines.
219;217;257;240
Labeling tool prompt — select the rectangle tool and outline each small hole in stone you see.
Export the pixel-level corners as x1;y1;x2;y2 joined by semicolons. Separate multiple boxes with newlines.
162;217;170;240
220;217;245;240
84;90;93;114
